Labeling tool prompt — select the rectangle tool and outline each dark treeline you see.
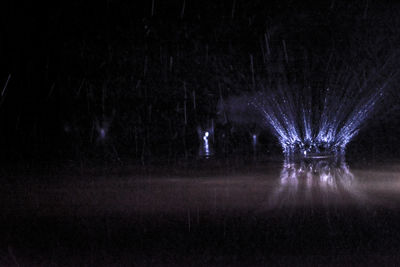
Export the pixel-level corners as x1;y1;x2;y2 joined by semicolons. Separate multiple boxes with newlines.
1;0;399;162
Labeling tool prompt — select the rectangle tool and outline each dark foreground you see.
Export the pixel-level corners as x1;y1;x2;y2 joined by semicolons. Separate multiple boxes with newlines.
1;159;400;266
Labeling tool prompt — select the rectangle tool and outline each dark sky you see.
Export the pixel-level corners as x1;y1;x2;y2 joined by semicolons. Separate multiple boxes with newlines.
0;0;399;161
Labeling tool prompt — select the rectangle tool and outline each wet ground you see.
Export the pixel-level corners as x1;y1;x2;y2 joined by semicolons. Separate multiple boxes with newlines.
1;158;400;266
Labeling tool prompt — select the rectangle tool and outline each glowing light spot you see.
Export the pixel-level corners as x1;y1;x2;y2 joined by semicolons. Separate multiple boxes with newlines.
252;134;257;145
100;128;106;139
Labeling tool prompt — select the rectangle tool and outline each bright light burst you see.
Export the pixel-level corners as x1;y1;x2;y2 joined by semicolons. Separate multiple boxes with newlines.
251;83;386;156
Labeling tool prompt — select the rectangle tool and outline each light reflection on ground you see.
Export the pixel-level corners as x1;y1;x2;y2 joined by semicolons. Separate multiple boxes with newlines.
2;161;400;265
2;160;400;217
268;158;367;208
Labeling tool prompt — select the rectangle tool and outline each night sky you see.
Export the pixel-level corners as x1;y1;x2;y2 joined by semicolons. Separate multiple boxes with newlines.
1;0;400;162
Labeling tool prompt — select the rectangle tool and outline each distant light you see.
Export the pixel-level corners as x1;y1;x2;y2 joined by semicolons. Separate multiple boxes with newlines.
203;132;210;157
252;134;257;147
100;128;106;139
